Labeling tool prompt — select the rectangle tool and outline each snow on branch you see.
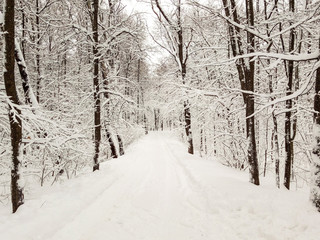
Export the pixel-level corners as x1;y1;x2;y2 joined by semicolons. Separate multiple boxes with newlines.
230;50;320;63
247;60;320;119
191;0;320;45
98;90;135;104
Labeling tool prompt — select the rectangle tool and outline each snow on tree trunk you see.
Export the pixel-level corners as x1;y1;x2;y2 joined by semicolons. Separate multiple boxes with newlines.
152;0;194;154
3;0;24;213
311;122;320;211
106;128;118;159
92;0;100;171
14;38;39;109
220;0;260;184
283;0;295;190
311;41;320;210
184;100;193;154
35;0;41;103
117;135;125;156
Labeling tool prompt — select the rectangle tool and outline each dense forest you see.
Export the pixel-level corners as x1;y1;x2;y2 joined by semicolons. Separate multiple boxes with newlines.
1;0;320;215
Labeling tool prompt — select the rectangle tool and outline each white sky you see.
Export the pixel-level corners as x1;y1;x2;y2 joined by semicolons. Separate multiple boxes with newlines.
122;0;165;66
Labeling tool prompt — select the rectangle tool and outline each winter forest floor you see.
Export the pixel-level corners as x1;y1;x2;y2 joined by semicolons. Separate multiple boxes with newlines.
1;132;320;240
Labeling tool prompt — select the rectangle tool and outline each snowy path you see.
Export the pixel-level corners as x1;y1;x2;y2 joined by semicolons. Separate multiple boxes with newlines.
1;132;320;240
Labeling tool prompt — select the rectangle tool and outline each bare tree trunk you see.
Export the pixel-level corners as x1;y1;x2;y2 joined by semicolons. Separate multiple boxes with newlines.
36;0;41;103
245;0;260;185
20;0;26;59
106;129;118;158
4;0;24;213
272;110;280;188
200;128;204;156
144;114;148;134
184;100;193;154
15;39;38;108
284;0;295;190
153;0;194;154
311;38;320;211
100;61;118;159
117;135;125;156
222;0;259;185
137;59;141;124
263;0;280;187
92;0;100;171
177;2;193;154
263;119;268;177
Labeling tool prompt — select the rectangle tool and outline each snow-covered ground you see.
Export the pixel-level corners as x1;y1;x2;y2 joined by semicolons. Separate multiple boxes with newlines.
1;132;320;240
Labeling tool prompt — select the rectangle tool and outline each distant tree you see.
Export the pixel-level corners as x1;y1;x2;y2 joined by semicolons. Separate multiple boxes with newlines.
151;0;194;154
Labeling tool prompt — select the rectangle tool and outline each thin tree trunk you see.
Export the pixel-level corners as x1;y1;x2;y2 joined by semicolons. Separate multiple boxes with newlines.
21;1;26;59
137;59;141;124
245;0;260;185
264;0;280;188
184;100;193;154
4;0;24;213
177;1;193;154
100;61;118;159
200;128;204;156
117;135;125;156
36;0;41;103
14;39;38;108
263;119;268;177
284;0;295;190
153;0;194;154
92;0;100;171
144;114;148;134
106;129;118;158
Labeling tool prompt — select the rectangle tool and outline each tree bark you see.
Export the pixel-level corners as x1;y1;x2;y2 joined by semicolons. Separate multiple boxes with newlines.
4;0;24;213
264;0;280;187
144;114;148;134
14;38;38;108
283;0;295;190
117;135;125;156
36;0;41;103
106;129;118;159
222;0;260;185
311;38;320;211
153;0;194;154
100;61;118;159
92;0;100;171
177;1;194;154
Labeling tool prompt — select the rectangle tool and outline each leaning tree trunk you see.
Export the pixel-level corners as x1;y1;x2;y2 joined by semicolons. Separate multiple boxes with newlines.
15;38;39;108
92;0;101;171
117;135;125;156
3;0;24;213
105;129;118;159
311;38;320;211
101;61;118;159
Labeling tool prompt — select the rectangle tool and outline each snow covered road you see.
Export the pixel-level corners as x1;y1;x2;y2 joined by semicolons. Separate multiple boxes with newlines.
1;132;320;240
